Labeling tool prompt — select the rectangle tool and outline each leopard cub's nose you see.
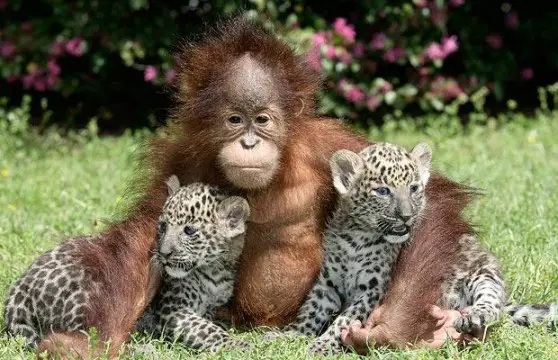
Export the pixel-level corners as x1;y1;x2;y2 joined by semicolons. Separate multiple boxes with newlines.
398;214;411;223
159;243;175;258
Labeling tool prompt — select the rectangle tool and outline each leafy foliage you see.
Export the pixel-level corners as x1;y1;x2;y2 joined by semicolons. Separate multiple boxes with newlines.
0;1;557;130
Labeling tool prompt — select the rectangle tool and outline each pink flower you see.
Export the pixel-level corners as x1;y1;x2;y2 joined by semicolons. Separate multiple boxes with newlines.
425;43;445;60
0;41;16;58
47;59;61;76
337;79;349;91
50;40;66;56
430;7;447;27
521;67;534;80
307;48;322;71
46;74;59;87
485;34;503;49
366;95;380;110
506;11;519;29
469;75;478;87
65;38;85;57
441;35;459;56
345;87;365;103
34;78;46;92
164;69;177;84
339;49;352;64
378;81;393;93
325;46;337;60
419;67;430;76
353;42;365;57
371;33;387;50
332;18;356;43
432;76;464;100
383;47;405;63
450;0;465;6
312;32;329;47
22;72;37;89
0;0;8;10
144;66;157;82
443;82;464;99
413;0;428;8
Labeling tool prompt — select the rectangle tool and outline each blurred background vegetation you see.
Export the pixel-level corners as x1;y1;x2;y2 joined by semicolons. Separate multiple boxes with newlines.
1;0;557;133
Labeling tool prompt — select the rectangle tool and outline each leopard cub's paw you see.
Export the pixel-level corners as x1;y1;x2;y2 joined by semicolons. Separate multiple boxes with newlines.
454;308;490;335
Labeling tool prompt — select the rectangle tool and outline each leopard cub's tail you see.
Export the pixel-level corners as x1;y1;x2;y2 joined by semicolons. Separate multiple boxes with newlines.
503;303;558;331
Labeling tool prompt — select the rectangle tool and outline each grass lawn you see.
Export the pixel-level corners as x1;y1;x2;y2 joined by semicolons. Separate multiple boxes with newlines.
1;116;557;359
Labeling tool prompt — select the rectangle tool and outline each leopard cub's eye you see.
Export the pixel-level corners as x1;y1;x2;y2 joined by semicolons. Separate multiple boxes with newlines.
183;226;197;236
158;222;167;235
410;184;419;193
375;187;391;196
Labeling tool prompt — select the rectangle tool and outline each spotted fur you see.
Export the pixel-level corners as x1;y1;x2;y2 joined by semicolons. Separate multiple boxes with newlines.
441;234;557;335
136;177;251;352
268;142;433;355
438;234;508;335
3;235;100;347
504;304;557;331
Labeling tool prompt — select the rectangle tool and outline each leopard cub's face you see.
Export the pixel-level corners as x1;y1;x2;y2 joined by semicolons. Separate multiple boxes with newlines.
330;142;432;244
155;177;250;278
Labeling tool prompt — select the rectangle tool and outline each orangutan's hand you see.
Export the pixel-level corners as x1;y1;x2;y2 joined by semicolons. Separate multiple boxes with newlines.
417;305;475;349
340;305;475;354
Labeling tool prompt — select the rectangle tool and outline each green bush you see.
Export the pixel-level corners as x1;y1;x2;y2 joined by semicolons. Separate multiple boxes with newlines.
0;1;556;131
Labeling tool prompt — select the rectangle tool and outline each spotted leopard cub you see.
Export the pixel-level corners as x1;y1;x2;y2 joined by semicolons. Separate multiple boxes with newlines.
3;236;99;347
441;235;557;335
136;176;251;352
275;142;432;355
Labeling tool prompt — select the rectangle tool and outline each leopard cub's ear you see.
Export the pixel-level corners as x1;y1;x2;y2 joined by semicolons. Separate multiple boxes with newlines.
217;196;251;239
165;175;181;196
330;149;365;196
410;143;432;184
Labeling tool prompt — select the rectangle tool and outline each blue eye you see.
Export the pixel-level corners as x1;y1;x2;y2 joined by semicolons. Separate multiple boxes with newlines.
410;185;419;193
375;187;391;196
183;226;197;235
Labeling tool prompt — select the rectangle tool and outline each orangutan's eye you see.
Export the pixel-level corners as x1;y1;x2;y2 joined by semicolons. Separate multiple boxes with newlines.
228;115;243;125
255;114;270;125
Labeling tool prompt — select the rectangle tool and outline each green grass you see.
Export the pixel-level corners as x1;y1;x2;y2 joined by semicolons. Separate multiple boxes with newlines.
1;116;557;359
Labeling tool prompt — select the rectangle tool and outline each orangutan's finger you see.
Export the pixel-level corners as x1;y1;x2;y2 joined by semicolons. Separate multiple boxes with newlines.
340;320;362;342
429;305;451;328
341;323;373;355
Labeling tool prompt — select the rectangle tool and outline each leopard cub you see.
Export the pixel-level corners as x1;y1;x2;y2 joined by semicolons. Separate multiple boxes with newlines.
271;142;432;355
3;234;101;347
136;175;251;352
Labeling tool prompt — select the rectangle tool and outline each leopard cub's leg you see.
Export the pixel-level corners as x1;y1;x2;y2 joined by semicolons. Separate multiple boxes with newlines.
156;302;250;352
449;236;507;335
308;290;377;355
265;258;343;340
